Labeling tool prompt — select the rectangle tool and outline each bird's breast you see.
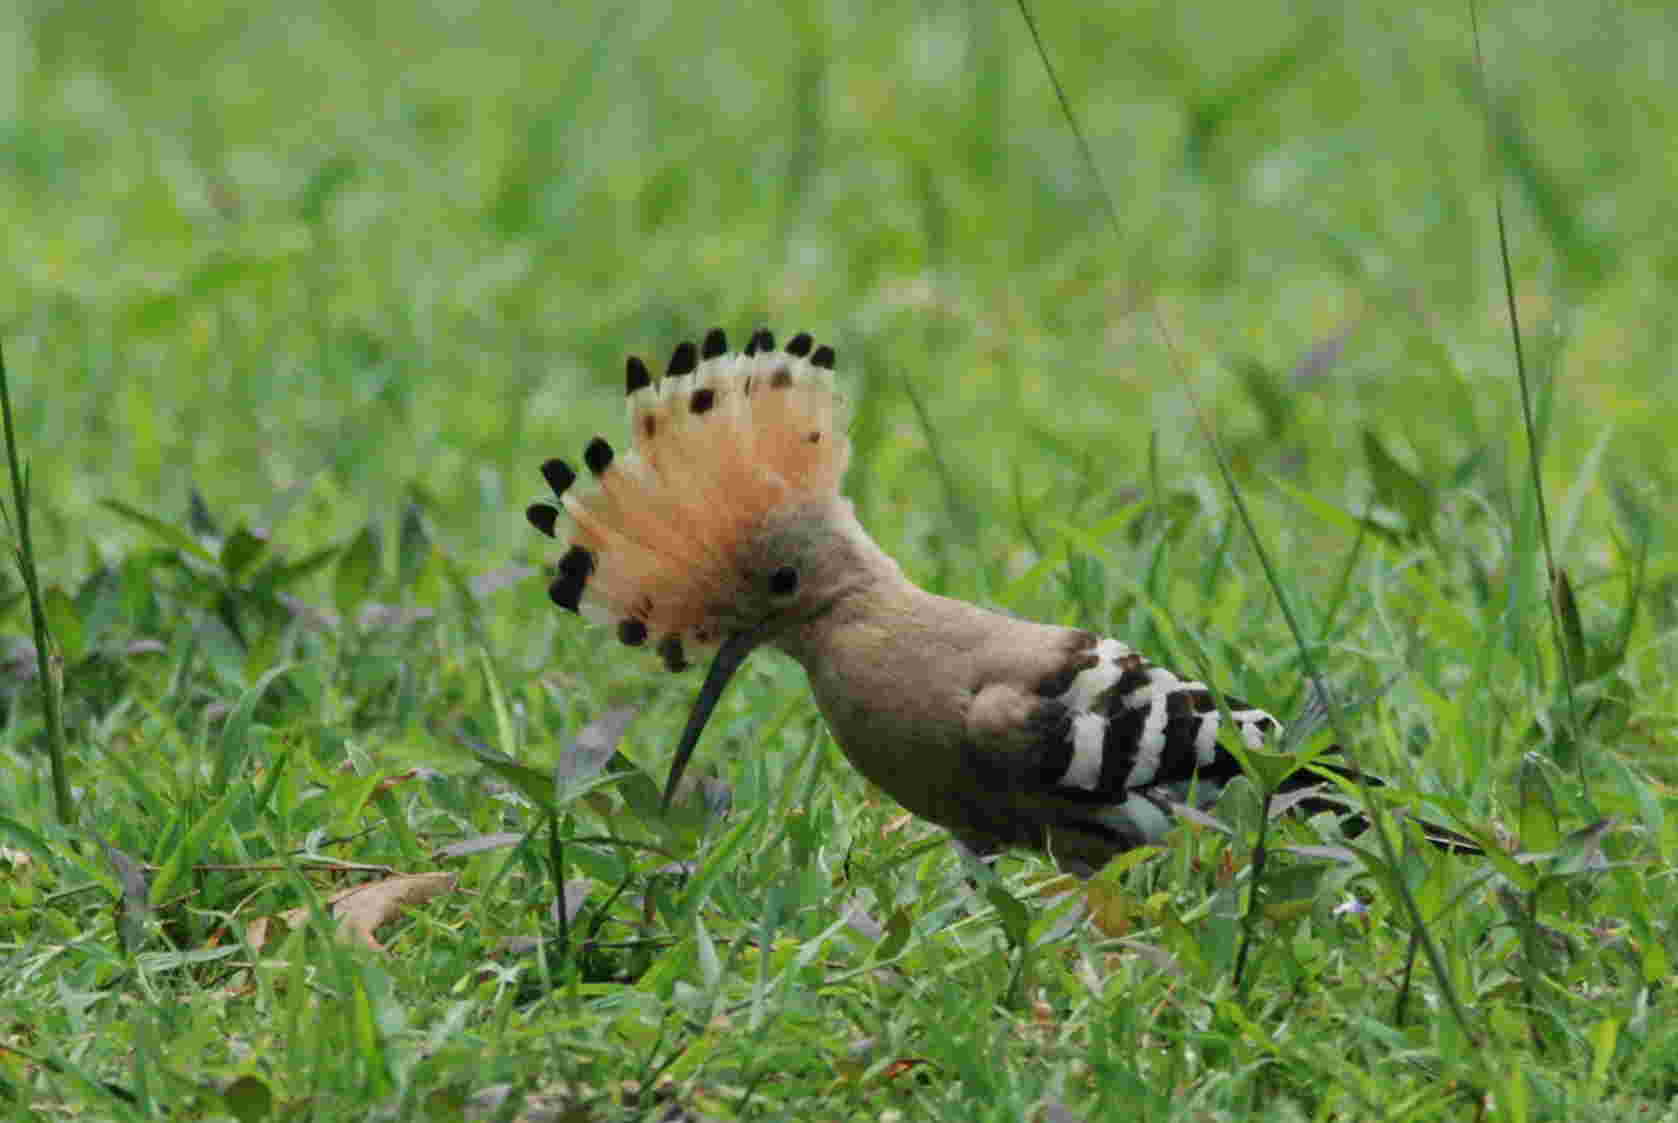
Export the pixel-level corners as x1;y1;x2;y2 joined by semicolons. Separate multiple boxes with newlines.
787;586;1089;835
800;636;976;830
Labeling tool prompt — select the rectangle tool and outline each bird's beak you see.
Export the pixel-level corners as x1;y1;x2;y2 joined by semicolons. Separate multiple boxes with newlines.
660;628;760;810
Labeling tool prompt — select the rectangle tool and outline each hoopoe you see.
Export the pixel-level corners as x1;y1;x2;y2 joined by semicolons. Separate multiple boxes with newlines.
526;328;1462;876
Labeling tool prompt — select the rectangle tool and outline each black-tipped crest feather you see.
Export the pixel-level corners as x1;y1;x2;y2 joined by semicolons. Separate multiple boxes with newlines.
542;458;576;497
584;437;614;475
549;573;585;612
526;503;559;537
529;326;851;666
667;340;697;376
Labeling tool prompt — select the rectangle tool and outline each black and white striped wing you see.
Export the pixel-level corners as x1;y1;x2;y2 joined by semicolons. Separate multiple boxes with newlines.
1042;637;1281;799
1012;636;1476;867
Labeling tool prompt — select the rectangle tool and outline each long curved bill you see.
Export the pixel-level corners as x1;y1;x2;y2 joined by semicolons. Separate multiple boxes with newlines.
660;629;761;810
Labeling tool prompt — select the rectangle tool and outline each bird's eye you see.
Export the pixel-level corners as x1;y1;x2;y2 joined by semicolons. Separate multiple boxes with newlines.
768;566;799;596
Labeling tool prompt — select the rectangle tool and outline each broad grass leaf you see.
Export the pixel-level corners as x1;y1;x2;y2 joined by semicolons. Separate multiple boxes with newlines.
1234;749;1308;797
473;753;553;813
873;906;912;962
150;791;238;908
0;815;52;858
212;663;293;791
218;526;270;582
476;646;519;757
397;502;430;590
1268;477;1363;536
267;545;341;591
676;807;765;923
1230;356;1290;438
1551;568;1587;682
434;832;524;860
1517;753;1561;854
1212;774;1265;839
1362;429;1433;539
334;524;381;623
100;499;218;565
694;913;722;988
554;706;636;806
1461;72;1615;289
1183;18;1337;171
41;585;82;664
984;884;1031;950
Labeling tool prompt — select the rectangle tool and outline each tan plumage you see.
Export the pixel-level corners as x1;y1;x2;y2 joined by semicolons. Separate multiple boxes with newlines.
527;328;1469;875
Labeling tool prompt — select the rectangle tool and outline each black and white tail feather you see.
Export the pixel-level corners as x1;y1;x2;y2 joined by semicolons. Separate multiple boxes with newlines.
1022;635;1477;866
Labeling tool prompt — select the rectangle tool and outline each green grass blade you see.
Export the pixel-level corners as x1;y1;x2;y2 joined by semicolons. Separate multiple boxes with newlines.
0;337;73;826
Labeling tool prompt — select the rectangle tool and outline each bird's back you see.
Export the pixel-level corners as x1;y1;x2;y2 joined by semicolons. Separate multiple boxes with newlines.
784;577;1286;874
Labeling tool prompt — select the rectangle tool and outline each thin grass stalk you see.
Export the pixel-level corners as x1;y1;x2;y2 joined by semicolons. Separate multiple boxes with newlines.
1231;790;1274;994
901;372;978;546
549;814;570;973
1395;928;1421;1026
1013;0;1477;1037
1467;0;1581;769
0;338;74;826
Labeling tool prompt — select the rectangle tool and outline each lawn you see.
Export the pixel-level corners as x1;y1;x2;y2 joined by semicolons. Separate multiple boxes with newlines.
2;0;1675;1118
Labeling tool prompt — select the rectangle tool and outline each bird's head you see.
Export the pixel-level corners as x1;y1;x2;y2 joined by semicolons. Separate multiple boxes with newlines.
526;327;863;807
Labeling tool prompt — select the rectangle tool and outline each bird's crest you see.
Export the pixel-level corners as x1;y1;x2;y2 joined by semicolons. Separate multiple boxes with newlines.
526;327;851;671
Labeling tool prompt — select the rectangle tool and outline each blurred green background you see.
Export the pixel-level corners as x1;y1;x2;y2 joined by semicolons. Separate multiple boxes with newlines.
4;0;1671;582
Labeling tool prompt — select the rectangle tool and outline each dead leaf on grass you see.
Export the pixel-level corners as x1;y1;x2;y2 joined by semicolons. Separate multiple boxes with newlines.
247;871;456;952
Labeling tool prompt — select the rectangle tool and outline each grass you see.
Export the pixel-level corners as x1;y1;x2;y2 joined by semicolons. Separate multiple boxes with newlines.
2;0;1676;1118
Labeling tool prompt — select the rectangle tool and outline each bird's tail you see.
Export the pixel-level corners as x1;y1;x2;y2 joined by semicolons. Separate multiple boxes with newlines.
526;328;851;671
1282;757;1483;854
1110;753;1482;856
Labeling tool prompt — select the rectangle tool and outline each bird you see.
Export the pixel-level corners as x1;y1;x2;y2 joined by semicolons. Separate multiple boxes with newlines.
525;327;1470;876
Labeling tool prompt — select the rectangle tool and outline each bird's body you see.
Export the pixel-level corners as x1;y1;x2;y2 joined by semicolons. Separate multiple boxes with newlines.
779;550;1283;874
527;328;1436;876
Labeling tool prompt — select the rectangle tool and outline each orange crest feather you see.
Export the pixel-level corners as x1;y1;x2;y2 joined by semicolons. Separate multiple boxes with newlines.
528;329;850;670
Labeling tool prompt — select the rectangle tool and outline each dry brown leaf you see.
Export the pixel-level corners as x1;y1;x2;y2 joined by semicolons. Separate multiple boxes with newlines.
244;912;293;952
326;871;458;950
1030;873;1080;898
247;871;457;952
881;812;914;836
1083;880;1132;938
374;768;427;792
